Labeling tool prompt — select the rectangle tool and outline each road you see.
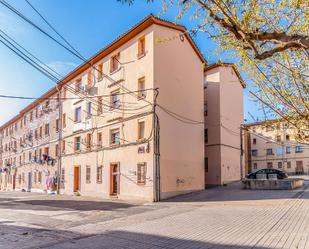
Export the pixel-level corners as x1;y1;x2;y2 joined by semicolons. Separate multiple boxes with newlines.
0;180;309;249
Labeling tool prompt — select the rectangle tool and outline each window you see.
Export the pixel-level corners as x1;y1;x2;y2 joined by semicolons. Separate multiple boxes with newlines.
22;173;25;183
34;172;37;184
286;146;291;154
24;116;27;125
287;161;291;168
204;157;208;172
251;149;258;156
87;70;93;87
295;146;303;153
34;129;38;140
138;77;146;99
285;135;290;141
44;147;49;156
55;144;59;158
110;128;120;145
138;120;145;140
86;133;92;150
62;86;67;99
266;148;273;155
267;162;273;168
38;171;42;183
204;102;208;116
35;107;38;118
62;140;66;154
110;53;120;73
276;147;283;155
39;126;43;138
74;136;81;151
86;166;91;184
276;135;281;142
30;111;33;122
62;113;66;128
138;36;145;57
96;165;103;183
278;161;282;168
75;107;82;123
97;63;103;81
137;163;146;184
204;129;208;143
253;138;257;144
97;132;102;148
111;90;120;109
45;123;49;136
253;163;257;169
56;118;60;132
75;79;83;92
97;96;103;115
86;102;92;118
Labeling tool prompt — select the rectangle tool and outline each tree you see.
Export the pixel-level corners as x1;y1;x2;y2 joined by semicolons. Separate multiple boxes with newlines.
121;0;309;138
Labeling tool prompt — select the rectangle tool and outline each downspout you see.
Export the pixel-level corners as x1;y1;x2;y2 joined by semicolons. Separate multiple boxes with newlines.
56;85;62;194
153;88;160;202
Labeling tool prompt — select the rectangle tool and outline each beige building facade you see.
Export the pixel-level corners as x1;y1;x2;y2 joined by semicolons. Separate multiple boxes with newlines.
245;121;309;175
0;15;245;200
0;15;206;201
204;63;245;186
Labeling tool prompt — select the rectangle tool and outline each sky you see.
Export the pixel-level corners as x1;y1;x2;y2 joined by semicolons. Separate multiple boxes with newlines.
0;0;261;126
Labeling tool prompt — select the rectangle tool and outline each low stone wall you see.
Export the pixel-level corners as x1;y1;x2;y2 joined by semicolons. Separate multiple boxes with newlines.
242;178;304;190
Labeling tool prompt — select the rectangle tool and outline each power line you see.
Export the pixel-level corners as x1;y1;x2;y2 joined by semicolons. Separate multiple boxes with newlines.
0;29;153;114
1;0;204;126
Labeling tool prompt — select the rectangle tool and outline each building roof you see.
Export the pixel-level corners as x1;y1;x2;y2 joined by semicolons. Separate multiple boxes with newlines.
205;62;246;88
244;119;283;127
0;14;206;131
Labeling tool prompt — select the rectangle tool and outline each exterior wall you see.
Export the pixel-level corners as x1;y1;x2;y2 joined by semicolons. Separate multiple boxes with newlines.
245;122;309;175
204;70;222;186
0;96;60;192
60;26;155;201
0;17;211;201
153;25;205;199
204;66;244;186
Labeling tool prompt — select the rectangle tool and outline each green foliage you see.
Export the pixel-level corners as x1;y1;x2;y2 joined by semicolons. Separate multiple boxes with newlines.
120;0;309;137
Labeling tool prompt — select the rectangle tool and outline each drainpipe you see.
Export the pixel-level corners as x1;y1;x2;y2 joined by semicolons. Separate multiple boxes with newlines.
240;125;244;179
153;88;160;202
56;85;62;194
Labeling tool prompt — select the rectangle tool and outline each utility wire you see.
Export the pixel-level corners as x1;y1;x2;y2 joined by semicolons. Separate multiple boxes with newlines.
1;0;206;126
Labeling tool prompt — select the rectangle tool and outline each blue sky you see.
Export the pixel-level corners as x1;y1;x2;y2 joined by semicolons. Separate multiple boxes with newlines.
0;0;260;126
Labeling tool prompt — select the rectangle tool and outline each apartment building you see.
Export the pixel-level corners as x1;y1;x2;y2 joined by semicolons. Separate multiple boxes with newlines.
245;120;309;175
0;15;206;201
0;92;60;192
204;63;245;186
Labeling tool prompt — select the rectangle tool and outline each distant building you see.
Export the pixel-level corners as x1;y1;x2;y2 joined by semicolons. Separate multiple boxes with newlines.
244;120;309;175
0;15;245;200
204;63;245;186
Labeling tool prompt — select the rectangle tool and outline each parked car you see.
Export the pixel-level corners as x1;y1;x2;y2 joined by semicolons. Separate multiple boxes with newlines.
246;168;288;180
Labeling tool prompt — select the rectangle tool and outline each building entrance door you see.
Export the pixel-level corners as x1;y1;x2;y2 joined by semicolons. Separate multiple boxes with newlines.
296;161;304;175
27;172;32;192
73;166;80;192
110;163;119;196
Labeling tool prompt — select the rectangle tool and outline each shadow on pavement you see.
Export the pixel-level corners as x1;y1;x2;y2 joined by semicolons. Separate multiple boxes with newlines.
0;223;273;249
0;199;135;211
163;181;309;203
